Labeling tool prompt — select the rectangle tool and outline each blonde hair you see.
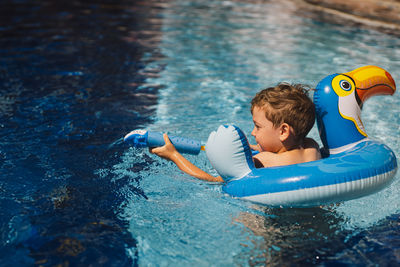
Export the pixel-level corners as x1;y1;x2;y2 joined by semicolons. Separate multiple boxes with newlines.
251;83;315;142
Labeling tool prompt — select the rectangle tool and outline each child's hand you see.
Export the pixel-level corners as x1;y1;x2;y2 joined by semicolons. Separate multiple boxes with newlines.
250;144;262;152
149;133;178;161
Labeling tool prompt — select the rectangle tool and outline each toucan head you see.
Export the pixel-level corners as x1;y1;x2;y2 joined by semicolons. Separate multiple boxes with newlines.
313;65;396;152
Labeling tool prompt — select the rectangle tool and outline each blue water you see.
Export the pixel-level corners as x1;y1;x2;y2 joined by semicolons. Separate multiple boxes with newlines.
1;0;400;265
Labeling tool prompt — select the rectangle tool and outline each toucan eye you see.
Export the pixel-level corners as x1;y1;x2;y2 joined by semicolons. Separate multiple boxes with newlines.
340;80;351;91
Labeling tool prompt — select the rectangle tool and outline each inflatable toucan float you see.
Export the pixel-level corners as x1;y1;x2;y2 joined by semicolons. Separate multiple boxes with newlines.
125;66;397;207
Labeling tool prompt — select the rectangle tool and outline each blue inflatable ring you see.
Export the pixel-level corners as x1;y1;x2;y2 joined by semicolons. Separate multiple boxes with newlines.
222;137;397;207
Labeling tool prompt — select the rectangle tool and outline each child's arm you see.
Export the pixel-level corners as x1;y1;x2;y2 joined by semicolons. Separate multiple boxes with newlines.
150;134;223;182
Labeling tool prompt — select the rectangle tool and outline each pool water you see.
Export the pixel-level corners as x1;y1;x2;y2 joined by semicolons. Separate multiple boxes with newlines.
1;0;399;265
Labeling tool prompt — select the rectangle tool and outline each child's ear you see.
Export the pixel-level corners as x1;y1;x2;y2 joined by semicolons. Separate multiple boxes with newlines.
278;123;291;141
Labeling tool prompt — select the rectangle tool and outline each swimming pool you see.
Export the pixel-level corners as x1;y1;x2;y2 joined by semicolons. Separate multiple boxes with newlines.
1;0;399;265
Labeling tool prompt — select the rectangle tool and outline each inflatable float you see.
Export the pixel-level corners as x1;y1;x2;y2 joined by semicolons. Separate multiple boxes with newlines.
206;65;397;207
125;65;397;207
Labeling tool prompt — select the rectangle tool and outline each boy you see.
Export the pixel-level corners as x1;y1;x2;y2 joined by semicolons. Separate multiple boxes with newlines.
150;83;321;182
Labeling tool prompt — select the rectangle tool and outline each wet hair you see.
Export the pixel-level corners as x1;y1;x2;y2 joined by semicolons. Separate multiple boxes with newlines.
251;83;315;142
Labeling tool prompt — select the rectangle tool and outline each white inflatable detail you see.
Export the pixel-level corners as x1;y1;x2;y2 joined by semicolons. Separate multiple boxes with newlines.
205;125;253;181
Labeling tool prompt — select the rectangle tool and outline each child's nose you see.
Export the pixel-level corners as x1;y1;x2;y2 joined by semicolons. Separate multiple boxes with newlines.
251;127;256;137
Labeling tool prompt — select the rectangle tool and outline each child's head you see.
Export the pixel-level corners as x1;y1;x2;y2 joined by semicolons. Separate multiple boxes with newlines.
251;83;315;146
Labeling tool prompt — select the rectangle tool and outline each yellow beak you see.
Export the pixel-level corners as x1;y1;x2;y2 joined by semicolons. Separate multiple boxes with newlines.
344;65;396;104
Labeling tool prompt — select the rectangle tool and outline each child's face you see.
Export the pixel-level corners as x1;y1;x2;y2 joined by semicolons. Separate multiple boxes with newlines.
251;106;282;153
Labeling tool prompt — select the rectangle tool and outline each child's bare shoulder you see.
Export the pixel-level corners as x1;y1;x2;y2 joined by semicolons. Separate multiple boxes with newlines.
253;138;321;168
253;151;299;168
253;151;278;168
302;138;321;161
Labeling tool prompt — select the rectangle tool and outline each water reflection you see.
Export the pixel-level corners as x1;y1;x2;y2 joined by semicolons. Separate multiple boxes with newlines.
236;205;349;265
